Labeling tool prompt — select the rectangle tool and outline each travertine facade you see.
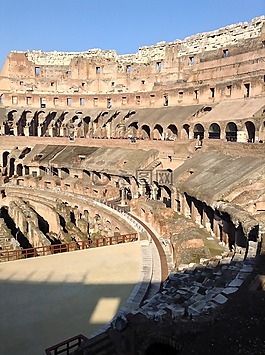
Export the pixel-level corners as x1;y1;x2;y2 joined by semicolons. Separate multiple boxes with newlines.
0;17;264;143
0;17;265;354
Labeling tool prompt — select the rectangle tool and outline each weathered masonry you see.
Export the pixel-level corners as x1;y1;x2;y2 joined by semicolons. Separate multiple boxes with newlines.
0;16;265;142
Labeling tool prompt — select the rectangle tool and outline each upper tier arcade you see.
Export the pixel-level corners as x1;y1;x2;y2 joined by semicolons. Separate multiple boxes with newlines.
0;16;264;110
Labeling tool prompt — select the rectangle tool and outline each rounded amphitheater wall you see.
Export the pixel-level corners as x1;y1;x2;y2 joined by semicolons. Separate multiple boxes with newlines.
4;186;136;236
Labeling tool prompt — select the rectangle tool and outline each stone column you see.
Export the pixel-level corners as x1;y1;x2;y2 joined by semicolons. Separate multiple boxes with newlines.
138;180;146;197
202;208;211;232
120;188;126;206
181;194;190;217
24;125;30;137
151;185;158;200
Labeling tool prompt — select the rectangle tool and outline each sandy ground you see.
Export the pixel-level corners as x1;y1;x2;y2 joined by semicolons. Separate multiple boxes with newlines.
0;242;141;355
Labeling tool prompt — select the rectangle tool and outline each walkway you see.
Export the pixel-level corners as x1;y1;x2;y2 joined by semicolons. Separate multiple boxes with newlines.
0;242;141;355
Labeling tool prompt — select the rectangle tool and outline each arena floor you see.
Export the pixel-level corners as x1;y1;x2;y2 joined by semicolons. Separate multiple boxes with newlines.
0;242;142;355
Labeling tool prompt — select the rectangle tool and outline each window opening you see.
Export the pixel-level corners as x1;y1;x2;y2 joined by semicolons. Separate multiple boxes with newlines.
164;94;168;106
223;49;229;57
226;85;232;96
80;98;85;106
67;98;72;106
150;94;155;104
244;83;250;98
35;67;40;75
210;88;215;98
157;61;162;71
96;67;101;74
189;56;194;65
40;97;46;108
12;96;18;104
107;98;112;108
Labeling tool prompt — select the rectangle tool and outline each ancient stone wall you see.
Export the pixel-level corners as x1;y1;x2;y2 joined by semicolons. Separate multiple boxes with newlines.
0;17;264;111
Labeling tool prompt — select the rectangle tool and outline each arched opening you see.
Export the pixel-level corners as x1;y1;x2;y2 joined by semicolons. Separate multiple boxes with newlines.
128;122;138;137
52;167;58;176
16;164;23;176
2;151;9;168
225;122;238;142
83;170;91;180
41;111;57;136
166;124;178;140
19;147;31;159
153;124;163;140
61;168;70;178
245;121;255;142
193;123;204;139
182;124;190;139
208;123;221;139
5;110;17;135
115;123;126;138
29;112;39;136
24;166;29;175
141;125;151;139
161;185;172;208
9;158;15;177
83;116;91;137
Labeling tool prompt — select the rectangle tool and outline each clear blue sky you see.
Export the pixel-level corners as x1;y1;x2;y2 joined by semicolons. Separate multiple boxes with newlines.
0;0;264;71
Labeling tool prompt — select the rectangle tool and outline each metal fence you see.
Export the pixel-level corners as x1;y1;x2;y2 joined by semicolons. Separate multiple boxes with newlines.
0;233;138;262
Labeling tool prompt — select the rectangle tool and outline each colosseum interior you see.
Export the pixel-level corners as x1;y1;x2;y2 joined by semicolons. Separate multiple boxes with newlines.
0;16;265;355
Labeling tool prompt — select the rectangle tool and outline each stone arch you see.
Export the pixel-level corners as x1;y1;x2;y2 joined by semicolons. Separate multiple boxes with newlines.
19;147;31;159
208;123;221;139
61;168;70;178
5;110;17;135
17;111;28;136
128;122;138;137
166;124;178;140
225;122;238;142
9;158;15;176
2;151;9;168
115;123;126;138
141;124;151;139
182;124;190;139
83;170;91;179
16;164;23;176
83;116;91;137
153;124;163;140
29;111;39;136
245;121;255;142
193;123;205;139
161;185;172;208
